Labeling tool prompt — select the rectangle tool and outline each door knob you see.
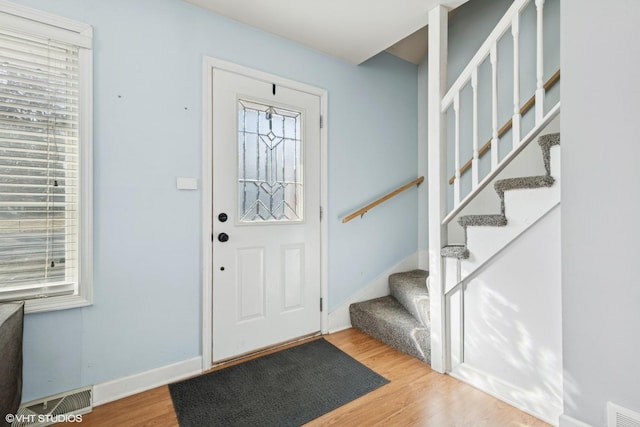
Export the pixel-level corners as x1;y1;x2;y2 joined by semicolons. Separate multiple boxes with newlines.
218;232;229;242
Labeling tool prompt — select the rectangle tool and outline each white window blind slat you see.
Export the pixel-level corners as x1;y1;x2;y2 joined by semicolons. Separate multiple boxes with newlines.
0;9;88;304
0;157;78;168
0;70;80;86
0;138;78;149
0;49;80;75
0;133;78;145
0;74;79;93
0;238;78;245
0;34;81;60
0;91;79;109
0;107;79;123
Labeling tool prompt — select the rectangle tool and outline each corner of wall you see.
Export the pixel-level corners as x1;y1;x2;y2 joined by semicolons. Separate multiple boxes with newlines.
327;251;423;332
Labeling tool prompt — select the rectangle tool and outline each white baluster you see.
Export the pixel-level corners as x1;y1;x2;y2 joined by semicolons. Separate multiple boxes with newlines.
512;13;521;146
454;92;461;206
471;68;479;189
490;45;498;170
535;0;545;124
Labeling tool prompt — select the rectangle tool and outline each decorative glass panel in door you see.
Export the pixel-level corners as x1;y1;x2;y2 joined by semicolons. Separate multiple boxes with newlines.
237;99;303;223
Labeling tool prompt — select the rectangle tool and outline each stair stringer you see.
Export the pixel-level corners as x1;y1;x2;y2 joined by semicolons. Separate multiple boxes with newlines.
449;204;563;425
442;140;563;424
459;144;560;282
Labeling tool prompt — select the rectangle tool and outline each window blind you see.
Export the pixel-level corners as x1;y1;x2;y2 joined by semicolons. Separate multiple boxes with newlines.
0;28;81;302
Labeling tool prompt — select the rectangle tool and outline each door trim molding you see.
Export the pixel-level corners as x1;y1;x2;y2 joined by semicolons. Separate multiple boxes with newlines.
201;57;329;370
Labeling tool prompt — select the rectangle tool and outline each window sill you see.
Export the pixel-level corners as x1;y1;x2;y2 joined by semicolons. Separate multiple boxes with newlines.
24;294;92;314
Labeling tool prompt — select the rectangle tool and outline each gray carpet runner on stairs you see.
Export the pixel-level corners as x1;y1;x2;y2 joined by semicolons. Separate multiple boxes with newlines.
442;132;560;259
349;269;430;363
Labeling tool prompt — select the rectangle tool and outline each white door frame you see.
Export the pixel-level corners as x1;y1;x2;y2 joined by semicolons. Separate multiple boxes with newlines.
201;57;329;369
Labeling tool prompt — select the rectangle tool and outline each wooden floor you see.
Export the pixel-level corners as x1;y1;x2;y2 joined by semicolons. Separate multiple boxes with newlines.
57;329;551;427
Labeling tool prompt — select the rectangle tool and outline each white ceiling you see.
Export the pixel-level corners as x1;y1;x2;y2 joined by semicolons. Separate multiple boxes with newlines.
183;0;468;64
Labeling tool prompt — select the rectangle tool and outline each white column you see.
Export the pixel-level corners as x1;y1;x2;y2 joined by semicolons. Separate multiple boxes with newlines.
417;57;429;270
428;4;449;374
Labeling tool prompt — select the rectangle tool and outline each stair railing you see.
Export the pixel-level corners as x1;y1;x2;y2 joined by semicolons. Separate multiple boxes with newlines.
448;70;560;186
440;0;559;224
342;176;424;223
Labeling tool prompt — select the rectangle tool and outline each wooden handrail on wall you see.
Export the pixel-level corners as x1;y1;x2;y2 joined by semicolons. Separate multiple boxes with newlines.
448;69;560;185
342;176;425;223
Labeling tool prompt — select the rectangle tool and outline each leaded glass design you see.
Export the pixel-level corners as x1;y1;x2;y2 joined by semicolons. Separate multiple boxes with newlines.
237;99;302;222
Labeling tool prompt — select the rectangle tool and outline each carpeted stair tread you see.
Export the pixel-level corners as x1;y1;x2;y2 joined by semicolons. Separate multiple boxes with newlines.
538;132;560;149
494;175;555;214
441;245;469;259
389;269;428;288
458;214;507;228
350;296;430;363
538;132;561;176
389;269;430;326
494;175;555;195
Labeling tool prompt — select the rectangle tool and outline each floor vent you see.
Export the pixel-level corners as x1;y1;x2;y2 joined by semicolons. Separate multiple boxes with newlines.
11;386;92;427
608;402;640;427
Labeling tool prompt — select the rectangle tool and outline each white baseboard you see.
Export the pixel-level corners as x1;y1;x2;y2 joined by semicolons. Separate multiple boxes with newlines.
327;251;420;332
559;414;593;427
450;363;562;426
418;248;429;270
93;356;203;406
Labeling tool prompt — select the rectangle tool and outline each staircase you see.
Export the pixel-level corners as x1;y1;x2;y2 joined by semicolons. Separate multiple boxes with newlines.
442;132;560;263
348;132;559;366
349;269;430;363
410;0;561;420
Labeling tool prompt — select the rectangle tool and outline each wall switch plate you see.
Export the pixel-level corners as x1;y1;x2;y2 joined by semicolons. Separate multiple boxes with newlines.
176;177;198;190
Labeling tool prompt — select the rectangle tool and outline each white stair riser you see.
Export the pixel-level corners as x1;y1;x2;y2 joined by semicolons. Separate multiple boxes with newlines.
444;257;460;293
460;147;560;281
549;144;560;177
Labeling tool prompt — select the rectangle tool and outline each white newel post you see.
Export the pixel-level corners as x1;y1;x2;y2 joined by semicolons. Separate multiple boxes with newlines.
428;5;448;374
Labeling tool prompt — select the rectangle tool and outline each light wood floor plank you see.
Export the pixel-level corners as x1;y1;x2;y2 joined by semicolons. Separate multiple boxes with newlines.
55;328;550;427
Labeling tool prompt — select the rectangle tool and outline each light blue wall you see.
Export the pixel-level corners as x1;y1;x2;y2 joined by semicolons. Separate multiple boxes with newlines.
12;0;418;401
447;0;514;85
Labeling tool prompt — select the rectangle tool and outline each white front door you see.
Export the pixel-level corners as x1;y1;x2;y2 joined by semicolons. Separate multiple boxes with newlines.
211;68;322;362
